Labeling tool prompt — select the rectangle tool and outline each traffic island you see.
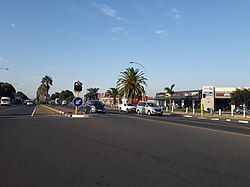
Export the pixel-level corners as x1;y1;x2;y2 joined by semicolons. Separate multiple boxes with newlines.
39;105;90;118
34;105;62;116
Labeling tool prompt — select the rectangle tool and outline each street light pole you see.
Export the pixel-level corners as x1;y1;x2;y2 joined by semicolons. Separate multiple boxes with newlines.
129;61;147;101
0;67;9;70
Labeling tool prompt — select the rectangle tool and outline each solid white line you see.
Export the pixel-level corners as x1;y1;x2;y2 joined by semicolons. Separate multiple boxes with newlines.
31;106;37;116
211;118;220;121
184;115;193;118
238;120;249;124
164;113;171;116
197;117;208;120
71;114;89;118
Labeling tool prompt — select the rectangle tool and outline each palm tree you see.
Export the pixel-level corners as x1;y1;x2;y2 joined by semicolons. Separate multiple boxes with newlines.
117;67;147;102
106;87;119;106
164;84;175;108
41;75;53;103
36;84;47;103
85;87;99;100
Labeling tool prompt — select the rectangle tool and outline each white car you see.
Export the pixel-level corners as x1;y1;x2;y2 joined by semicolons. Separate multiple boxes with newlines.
118;103;136;113
0;97;11;106
136;102;163;116
62;100;67;105
26;100;34;106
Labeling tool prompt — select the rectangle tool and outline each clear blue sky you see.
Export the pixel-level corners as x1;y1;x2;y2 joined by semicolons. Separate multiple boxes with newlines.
1;0;250;98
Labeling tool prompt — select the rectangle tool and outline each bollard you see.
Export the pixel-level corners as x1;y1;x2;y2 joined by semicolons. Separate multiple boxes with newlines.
219;109;222;116
186;107;188;114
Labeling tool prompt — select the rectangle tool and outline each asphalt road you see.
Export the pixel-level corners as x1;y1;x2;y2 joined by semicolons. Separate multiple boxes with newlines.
0;104;36;117
1;107;250;186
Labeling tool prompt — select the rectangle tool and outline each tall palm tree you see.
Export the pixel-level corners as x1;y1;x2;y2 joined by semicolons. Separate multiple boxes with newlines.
117;67;147;102
41;75;53;103
164;84;175;108
36;84;47;103
85;87;99;100
106;87;119;105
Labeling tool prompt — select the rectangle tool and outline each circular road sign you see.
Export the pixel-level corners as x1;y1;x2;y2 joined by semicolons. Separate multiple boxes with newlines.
73;97;83;107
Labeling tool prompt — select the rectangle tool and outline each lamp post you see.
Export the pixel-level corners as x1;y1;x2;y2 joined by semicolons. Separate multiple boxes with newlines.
129;61;147;101
0;67;9;70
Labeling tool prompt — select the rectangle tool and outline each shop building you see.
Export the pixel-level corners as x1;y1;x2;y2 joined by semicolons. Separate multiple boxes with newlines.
155;86;250;111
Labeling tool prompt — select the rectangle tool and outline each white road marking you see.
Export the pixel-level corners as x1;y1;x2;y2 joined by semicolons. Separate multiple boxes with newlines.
31;106;37;116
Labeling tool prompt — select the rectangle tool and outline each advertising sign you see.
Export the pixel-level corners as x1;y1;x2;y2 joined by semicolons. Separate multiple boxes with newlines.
202;86;214;111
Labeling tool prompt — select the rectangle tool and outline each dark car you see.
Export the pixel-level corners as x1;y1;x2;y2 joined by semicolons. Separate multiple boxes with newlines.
83;100;105;114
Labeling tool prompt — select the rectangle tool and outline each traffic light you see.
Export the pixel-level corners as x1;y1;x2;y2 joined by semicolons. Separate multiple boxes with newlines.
74;81;82;92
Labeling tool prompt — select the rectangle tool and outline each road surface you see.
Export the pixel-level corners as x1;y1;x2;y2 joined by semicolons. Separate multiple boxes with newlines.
1;106;250;186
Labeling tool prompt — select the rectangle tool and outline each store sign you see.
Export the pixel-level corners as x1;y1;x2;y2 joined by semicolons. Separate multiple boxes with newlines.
215;92;231;98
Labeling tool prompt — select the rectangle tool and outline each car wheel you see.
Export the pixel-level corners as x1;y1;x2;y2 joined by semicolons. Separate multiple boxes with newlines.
137;110;140;114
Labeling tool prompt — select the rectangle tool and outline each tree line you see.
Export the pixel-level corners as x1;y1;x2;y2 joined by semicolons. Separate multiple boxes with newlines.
0;82;29;103
36;69;250;108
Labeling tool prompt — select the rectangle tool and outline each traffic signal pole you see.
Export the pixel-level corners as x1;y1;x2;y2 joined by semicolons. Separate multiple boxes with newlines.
73;81;83;115
75;91;79;115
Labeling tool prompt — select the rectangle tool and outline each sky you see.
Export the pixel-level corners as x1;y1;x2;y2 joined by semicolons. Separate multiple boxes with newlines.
0;0;250;99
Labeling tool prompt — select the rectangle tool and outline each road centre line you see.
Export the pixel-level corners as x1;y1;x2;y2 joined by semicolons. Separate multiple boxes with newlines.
31;105;37;116
128;115;250;138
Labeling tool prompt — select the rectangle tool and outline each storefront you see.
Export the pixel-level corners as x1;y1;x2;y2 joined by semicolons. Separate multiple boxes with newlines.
155;90;201;109
155;86;249;112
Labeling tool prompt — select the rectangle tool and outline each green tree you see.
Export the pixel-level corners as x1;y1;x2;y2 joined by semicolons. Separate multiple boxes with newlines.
164;84;175;108
106;87;119;105
0;82;16;99
41;75;53;103
85;87;99;100
60;90;74;102
231;88;250;107
16;91;29;102
117;67;147;102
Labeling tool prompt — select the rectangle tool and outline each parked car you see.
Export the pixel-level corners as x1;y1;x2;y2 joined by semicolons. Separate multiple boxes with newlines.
26;100;34;106
0;97;11;106
83;100;105;113
235;107;249;114
118;103;136;113
136;102;163;116
61;100;67;105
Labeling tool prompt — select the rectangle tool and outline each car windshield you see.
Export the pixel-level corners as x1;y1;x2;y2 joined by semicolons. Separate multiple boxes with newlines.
90;101;103;106
147;103;157;107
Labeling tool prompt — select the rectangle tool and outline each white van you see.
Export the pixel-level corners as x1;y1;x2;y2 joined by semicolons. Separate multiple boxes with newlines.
0;97;11;106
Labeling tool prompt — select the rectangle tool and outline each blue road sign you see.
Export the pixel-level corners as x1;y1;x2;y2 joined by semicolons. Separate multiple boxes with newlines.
73;97;83;107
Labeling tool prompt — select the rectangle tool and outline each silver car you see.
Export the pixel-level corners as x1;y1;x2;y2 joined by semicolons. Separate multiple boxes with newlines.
136;102;163;116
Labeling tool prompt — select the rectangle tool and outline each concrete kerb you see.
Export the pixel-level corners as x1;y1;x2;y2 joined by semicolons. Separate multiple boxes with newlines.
42;105;90;118
181;112;249;124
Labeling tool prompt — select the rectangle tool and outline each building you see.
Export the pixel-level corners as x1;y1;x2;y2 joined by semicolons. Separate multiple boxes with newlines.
155;86;250;111
155;89;201;109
